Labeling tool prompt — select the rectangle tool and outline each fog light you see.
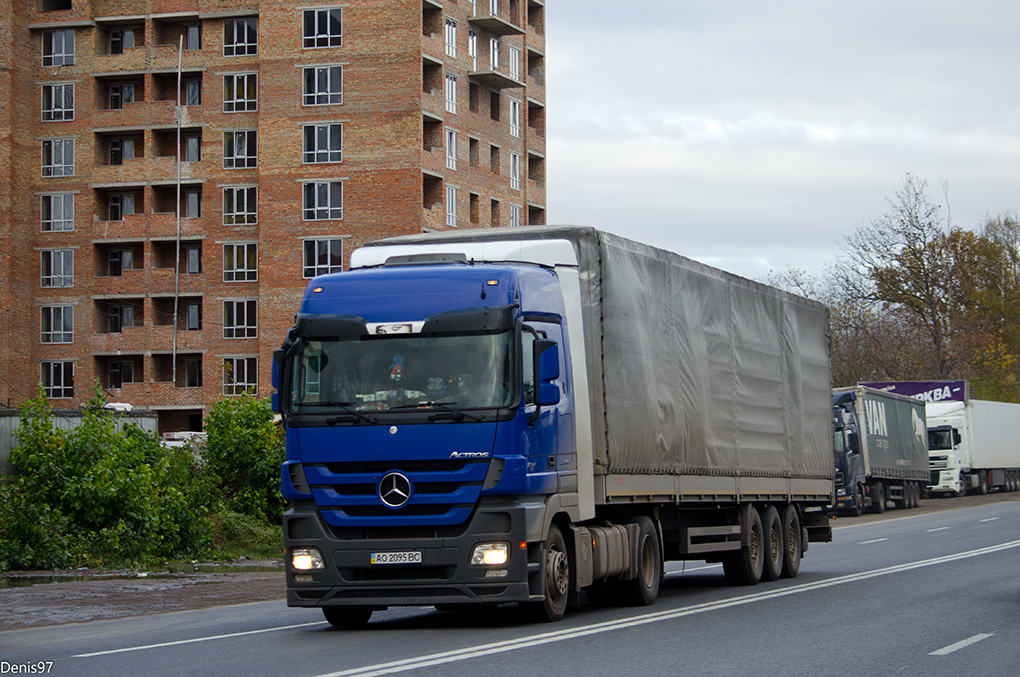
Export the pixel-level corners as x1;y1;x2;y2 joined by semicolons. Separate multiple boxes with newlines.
470;542;509;566
291;547;326;571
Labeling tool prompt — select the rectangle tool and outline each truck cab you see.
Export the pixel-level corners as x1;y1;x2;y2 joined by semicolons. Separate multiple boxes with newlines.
274;252;580;624
832;392;867;515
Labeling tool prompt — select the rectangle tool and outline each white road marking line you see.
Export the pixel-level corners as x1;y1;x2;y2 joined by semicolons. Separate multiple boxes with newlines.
926;527;950;532
312;540;1020;677
980;517;1000;522
930;633;995;656
71;622;325;658
858;538;889;544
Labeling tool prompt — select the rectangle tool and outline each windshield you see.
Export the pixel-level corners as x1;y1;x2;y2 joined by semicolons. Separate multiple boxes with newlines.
288;329;513;413
928;428;954;451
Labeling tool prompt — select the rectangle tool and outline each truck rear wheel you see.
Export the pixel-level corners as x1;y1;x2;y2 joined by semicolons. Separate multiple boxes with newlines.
779;504;801;579
618;517;662;606
322;606;373;629
760;506;784;582
526;524;570;622
723;505;763;586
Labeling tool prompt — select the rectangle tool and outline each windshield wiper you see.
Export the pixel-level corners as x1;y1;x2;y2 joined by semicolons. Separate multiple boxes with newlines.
302;401;378;425
390;401;484;422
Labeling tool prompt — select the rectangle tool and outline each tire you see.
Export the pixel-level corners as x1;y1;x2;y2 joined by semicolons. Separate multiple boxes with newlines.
871;482;886;514
852;485;865;517
907;482;917;508
322;606;373;629
779;504;802;579
978;473;988;495
760;506;784;583
894;483;908;510
618;517;662;606
723;505;763;586
525;524;570;622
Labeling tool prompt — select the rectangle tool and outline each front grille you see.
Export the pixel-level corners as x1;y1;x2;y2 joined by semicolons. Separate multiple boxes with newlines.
343;504;463;517
321;460;469;474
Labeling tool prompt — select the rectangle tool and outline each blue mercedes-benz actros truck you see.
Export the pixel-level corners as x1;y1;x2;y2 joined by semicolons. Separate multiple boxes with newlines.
273;226;834;627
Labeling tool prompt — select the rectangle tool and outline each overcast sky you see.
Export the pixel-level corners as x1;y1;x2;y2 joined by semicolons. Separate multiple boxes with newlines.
544;1;1020;281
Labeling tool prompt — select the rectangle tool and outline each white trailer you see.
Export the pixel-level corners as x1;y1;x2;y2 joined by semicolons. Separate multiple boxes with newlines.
927;399;1020;495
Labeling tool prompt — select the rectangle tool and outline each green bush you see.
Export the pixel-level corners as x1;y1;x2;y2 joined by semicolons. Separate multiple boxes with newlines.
203;394;286;525
208;510;284;560
1;387;216;570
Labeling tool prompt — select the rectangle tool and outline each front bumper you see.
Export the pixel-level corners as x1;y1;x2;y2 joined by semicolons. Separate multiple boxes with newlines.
284;497;533;608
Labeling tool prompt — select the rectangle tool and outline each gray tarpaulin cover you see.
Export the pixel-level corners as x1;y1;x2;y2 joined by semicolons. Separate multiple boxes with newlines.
364;226;834;481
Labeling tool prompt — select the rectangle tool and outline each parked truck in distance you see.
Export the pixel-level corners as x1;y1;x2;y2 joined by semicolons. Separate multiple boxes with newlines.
832;386;929;515
273;226;834;627
927;399;1020;496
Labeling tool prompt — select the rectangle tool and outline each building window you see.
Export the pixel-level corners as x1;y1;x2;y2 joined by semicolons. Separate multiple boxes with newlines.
108;304;134;333
446;129;457;170
185;79;202;106
304;8;342;48
184;133;201;162
223;186;257;224
108;248;134;276
41;361;74;399
303;238;343;278
510;152;521;190
303;65;342;105
42;83;74;122
446;185;458;227
40;249;73;287
109;360;135;389
109;138;135;165
303;181;343;220
109;83;134;110
184;190;201;218
42;138;73;177
223;73;257;112
223;300;257;339
185;358;203;388
224;17;258;56
510;203;522;228
223;357;257;395
41;194;73;232
108;194;135;221
223;243;258;282
509;46;521;80
302;123;343;163
110;28;136;55
445;18;457;57
186;25;202;50
469;30;478;70
42;29;75;66
223;130;257;169
510;99;521;138
41;306;73;344
186;302;202;330
186;245;201;274
489;37;499;69
445;74;457;113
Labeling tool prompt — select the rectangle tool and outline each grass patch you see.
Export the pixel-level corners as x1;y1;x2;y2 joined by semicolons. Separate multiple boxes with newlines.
208;511;283;561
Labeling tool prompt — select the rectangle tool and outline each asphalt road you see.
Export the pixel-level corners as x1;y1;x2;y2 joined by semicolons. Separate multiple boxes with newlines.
2;500;1019;677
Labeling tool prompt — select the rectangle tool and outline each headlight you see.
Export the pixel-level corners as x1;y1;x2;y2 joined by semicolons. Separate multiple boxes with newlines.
291;547;326;571
470;542;509;566
836;488;846;496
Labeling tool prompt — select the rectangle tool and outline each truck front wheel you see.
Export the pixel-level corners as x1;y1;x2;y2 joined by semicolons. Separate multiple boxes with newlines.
322;606;373;629
526;524;570;622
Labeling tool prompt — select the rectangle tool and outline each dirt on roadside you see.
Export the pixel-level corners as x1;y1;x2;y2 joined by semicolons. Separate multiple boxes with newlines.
0;560;285;631
2;491;1017;631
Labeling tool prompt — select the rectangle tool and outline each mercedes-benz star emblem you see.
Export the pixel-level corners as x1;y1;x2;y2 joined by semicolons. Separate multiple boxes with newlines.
378;472;412;508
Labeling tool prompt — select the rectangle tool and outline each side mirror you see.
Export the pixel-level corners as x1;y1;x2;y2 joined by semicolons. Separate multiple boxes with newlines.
271;349;283;414
532;340;560;416
847;431;860;454
953;430;962;447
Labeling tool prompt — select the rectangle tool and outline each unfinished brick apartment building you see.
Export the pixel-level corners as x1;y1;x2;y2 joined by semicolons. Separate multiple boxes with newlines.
0;0;547;432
